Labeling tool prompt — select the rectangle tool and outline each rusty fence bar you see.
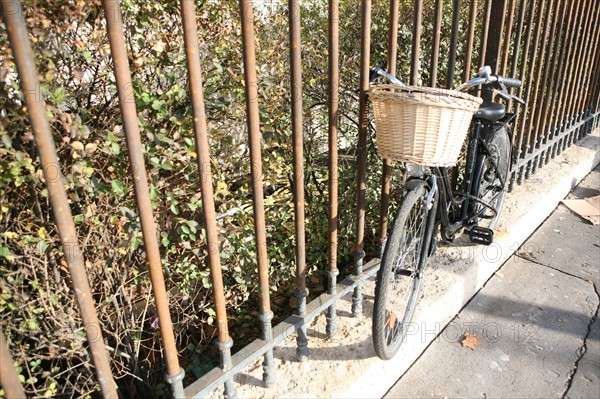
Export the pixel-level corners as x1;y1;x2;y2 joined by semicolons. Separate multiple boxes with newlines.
287;0;309;361
565;0;596;134
532;0;565;172
479;0;492;68
511;0;600;177
430;0;444;86
410;0;423;85
446;0;461;89
506;0;527;116
535;0;568;164
326;0;341;338
562;0;593;149
462;0;478;82
551;0;586;153
4;1;119;397
0;332;26;398
352;0;372;317
180;0;238;396
522;0;553;179
483;0;506;73
499;0;516;76
376;0;400;257
514;0;543;183
510;0;535;164
547;0;578;160
102;1;185;396
571;2;600;145
579;4;600;129
553;0;586;156
235;0;278;387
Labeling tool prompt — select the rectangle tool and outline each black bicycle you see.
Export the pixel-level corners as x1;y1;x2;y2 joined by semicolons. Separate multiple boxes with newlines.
370;66;525;360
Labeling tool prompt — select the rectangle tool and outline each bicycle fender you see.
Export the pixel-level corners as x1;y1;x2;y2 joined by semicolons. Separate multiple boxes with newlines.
403;178;429;193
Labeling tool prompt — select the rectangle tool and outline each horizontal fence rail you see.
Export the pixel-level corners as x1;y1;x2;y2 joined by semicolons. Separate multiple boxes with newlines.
1;0;598;397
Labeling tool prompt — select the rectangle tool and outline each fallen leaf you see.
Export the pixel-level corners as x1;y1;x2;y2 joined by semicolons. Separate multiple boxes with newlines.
462;332;480;351
70;141;84;151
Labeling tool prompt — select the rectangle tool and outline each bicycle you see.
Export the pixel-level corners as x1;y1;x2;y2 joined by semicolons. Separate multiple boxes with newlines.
369;65;525;360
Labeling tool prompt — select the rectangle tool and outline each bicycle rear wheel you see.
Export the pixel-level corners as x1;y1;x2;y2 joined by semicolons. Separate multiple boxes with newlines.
373;181;430;360
476;126;511;229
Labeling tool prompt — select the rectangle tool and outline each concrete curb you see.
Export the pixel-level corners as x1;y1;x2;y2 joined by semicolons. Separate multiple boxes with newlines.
339;130;600;398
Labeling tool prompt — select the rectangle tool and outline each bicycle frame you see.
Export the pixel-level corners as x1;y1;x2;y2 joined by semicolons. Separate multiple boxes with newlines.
404;113;517;243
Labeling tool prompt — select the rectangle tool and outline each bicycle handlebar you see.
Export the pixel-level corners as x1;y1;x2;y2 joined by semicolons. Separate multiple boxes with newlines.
496;76;522;89
370;65;525;106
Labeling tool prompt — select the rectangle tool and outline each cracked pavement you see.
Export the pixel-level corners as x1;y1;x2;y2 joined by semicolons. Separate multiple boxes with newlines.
384;166;600;398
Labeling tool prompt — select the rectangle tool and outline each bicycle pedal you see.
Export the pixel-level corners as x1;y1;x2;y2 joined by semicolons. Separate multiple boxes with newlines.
469;226;494;245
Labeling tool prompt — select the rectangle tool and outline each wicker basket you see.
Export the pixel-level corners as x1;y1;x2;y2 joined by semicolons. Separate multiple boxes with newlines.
369;84;483;167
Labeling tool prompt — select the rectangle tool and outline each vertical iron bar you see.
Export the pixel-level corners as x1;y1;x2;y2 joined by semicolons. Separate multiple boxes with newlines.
509;0;526;81
523;0;554;177
353;0;372;317
553;0;586;153
536;0;568;165
411;0;423;85
593;30;600;113
181;0;243;395
4;2;118;397
326;0;340;338
514;0;542;183
506;0;527;189
563;0;591;138
565;0;596;135
570;0;595;143
430;0;444;86
547;0;577;161
446;0;462;89
462;0;478;82
579;6;600;123
377;0;399;258
287;0;309;360
578;4;600;139
483;0;506;73
0;334;26;398
499;0;517;76
479;0;492;69
101;1;184;396
232;0;277;385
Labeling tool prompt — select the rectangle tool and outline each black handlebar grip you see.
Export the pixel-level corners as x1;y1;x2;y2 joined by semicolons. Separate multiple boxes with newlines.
497;76;522;89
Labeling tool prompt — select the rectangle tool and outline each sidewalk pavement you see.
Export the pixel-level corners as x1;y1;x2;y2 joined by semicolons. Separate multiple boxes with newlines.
385;166;600;398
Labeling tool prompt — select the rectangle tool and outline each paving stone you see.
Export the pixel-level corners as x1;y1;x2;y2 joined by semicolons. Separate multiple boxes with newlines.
384;257;597;399
565;315;600;399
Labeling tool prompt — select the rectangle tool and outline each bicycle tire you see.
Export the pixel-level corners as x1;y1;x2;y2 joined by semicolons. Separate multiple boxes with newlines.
373;181;430;360
476;126;511;229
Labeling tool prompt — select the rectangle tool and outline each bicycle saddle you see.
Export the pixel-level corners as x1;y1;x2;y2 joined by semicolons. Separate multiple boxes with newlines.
474;102;505;122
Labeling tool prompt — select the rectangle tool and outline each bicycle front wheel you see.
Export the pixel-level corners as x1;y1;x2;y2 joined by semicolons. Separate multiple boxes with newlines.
373;181;430;360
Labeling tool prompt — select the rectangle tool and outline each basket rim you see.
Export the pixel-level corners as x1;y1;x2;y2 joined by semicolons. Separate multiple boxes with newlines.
368;83;483;104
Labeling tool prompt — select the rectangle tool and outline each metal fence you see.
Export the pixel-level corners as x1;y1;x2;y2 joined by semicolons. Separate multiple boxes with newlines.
1;0;598;398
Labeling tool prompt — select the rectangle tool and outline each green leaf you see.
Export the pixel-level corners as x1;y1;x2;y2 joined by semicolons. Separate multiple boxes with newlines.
111;179;126;194
1;134;12;148
150;185;159;201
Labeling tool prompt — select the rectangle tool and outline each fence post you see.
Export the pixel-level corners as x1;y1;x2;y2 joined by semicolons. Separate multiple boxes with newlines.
484;0;506;77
